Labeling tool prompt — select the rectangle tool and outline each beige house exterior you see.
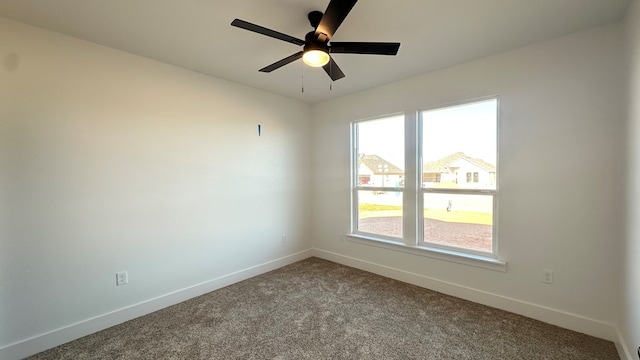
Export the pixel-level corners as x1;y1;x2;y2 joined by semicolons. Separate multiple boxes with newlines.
423;152;496;189
357;154;404;187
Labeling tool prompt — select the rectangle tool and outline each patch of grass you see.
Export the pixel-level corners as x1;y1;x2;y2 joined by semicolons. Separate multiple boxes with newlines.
358;203;402;219
359;204;402;212
424;209;492;225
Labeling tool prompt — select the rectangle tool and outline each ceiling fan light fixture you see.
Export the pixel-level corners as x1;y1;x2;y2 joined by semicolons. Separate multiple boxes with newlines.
303;49;330;67
231;0;400;81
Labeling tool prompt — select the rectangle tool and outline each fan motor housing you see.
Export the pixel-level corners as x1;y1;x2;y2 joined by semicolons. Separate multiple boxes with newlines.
304;31;329;53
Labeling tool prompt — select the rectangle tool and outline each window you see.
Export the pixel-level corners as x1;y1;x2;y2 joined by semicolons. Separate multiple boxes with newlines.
421;98;497;255
352;115;404;240
465;172;481;183
351;98;500;267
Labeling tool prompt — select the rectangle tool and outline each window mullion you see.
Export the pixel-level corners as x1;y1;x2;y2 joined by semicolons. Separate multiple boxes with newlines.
424;188;496;196
403;111;418;246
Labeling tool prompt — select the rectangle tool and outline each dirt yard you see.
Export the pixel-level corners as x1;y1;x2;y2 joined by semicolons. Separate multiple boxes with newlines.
359;216;492;252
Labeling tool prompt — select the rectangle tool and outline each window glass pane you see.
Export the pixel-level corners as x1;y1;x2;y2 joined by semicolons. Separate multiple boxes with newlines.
357;190;403;238
423;193;493;252
356;115;404;188
422;100;496;190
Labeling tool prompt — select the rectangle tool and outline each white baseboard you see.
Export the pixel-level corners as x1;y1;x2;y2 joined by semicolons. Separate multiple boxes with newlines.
312;248;626;355
615;327;635;360
4;249;631;360
0;249;313;360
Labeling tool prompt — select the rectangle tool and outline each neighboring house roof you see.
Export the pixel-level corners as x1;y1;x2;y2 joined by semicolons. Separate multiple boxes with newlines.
423;152;496;173
358;154;403;175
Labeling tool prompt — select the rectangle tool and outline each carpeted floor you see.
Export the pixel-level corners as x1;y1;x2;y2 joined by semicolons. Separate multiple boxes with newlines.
27;258;619;359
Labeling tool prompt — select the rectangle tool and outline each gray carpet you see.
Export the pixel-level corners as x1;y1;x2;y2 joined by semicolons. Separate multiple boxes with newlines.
27;258;619;359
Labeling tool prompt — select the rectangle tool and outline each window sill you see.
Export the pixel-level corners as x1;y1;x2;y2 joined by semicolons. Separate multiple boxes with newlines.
346;233;507;272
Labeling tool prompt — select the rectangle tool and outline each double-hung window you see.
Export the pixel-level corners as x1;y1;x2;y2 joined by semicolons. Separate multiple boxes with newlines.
420;98;498;255
351;98;500;265
352;114;404;240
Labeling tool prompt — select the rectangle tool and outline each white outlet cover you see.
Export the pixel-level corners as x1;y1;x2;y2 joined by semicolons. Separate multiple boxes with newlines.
116;271;128;286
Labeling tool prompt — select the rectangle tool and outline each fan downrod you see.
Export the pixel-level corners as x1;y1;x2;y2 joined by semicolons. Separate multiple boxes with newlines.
308;11;323;29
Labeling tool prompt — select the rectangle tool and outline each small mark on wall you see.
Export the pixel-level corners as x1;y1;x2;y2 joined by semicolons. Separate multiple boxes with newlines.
258;124;261;136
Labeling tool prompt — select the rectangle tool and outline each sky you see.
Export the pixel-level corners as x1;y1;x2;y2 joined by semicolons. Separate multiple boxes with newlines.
357;114;405;168
357;99;497;170
422;99;497;163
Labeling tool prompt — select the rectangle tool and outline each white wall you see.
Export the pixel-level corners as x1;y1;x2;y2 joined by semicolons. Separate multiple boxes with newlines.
311;23;626;342
0;17;311;358
624;0;640;358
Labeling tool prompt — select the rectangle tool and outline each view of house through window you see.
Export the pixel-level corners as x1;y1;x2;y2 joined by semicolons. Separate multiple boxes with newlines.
351;98;498;258
353;115;404;239
421;98;497;254
352;98;498;257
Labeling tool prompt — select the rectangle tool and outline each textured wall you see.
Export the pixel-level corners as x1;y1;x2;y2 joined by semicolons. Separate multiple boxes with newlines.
624;0;640;357
0;17;311;352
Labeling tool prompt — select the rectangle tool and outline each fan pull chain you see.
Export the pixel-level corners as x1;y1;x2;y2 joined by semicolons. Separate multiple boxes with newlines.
301;61;305;93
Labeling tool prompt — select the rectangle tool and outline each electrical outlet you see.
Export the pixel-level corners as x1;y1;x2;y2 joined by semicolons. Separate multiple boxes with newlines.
281;234;287;244
116;271;128;286
542;269;554;284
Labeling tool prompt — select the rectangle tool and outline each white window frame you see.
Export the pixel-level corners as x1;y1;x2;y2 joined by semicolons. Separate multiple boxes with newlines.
348;97;506;272
418;97;499;259
350;114;405;244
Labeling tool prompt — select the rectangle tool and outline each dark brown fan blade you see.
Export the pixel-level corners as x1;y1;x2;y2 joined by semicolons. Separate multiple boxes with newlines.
322;56;346;81
315;0;358;40
231;19;305;46
330;42;400;55
259;51;304;73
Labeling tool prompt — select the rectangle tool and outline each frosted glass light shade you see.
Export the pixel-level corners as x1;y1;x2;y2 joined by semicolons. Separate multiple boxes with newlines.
302;50;330;67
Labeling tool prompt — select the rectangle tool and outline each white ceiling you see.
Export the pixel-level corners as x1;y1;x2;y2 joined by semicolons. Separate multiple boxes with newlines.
0;0;631;104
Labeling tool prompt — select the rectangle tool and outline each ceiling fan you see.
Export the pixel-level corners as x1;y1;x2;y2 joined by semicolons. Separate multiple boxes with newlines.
231;0;400;81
